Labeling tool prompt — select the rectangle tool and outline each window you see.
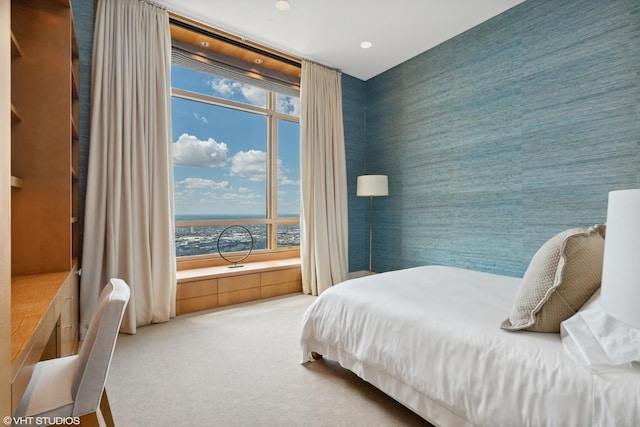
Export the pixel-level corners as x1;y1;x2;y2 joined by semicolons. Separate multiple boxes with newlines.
171;64;301;260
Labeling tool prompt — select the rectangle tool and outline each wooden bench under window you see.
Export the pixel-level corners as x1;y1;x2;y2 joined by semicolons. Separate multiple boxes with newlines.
176;258;302;315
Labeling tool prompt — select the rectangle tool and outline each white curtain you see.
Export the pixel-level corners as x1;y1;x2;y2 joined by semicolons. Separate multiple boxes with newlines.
80;0;176;336
300;60;349;295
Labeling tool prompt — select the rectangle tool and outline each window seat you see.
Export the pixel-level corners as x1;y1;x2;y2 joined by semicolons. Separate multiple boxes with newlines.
175;258;302;315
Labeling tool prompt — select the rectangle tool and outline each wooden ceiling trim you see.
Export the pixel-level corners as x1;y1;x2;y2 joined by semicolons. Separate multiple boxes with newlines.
169;13;301;80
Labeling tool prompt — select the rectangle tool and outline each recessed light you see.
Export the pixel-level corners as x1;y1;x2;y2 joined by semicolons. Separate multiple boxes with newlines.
275;0;290;11
201;41;209;48
360;41;373;49
254;58;263;64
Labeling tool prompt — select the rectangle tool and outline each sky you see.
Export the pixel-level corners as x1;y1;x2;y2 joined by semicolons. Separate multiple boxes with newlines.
171;65;300;218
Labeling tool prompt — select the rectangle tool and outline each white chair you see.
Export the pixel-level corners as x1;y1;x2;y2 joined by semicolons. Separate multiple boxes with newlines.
16;279;130;426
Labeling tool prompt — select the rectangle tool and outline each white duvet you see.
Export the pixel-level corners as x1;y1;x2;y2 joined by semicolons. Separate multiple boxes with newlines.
300;266;640;427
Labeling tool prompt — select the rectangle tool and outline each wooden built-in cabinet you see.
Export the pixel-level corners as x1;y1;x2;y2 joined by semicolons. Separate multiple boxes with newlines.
5;0;80;415
176;259;302;315
11;0;79;274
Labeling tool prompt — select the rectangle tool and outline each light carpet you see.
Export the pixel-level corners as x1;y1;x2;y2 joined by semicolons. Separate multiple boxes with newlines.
106;293;434;427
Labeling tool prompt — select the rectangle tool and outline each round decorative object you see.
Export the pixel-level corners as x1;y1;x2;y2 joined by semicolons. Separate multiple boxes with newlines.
216;225;254;268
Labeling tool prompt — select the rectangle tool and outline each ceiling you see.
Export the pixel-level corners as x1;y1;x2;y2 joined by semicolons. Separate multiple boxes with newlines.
156;0;525;81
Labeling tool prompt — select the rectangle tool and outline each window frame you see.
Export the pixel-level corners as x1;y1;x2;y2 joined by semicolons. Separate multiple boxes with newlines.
172;82;300;270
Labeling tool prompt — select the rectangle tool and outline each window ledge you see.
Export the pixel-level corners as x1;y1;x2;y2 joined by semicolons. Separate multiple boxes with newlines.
176;257;301;283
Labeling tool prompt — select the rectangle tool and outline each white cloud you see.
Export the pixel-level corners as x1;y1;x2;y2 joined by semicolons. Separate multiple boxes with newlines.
207;77;267;106
230;150;267;181
241;85;268;106
222;192;259;200
277;159;299;186
277;95;301;116
177;177;229;190
279;176;299;186
173;133;228;168
193;113;208;123
208;78;238;96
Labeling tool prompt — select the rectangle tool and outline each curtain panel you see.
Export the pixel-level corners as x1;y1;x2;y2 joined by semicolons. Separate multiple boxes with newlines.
300;60;349;295
80;0;176;336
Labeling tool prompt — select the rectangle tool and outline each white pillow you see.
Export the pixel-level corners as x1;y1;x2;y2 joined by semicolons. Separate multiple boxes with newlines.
561;290;640;367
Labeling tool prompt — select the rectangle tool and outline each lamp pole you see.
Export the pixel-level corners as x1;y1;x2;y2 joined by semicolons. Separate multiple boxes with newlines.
368;195;374;274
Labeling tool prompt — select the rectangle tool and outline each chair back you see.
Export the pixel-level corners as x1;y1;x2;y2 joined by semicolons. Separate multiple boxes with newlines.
71;278;130;416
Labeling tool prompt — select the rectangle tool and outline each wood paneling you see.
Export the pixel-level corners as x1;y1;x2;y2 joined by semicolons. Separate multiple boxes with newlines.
1;0;12;418
176;294;218;315
218;273;260;293
176;278;217;300
218;288;262;307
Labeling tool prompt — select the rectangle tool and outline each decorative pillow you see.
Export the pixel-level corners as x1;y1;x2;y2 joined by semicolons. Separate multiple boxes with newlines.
501;227;605;332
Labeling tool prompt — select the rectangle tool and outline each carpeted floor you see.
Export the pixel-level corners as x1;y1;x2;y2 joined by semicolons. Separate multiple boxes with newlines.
106;293;434;427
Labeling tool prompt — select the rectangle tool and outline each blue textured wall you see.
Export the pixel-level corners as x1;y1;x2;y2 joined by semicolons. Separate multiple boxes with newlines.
356;0;640;277
72;0;93;265
342;74;368;272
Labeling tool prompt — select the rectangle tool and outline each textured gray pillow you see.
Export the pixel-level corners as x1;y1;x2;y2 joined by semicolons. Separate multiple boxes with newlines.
502;227;604;332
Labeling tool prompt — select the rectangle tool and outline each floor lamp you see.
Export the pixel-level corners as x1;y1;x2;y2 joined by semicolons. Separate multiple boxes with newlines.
357;175;389;274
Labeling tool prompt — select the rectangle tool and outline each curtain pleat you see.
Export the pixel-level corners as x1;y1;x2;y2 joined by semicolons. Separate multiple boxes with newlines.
80;0;176;336
300;60;349;295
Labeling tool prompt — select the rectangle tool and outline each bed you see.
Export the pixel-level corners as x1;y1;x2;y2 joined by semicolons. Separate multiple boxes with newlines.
300;265;640;427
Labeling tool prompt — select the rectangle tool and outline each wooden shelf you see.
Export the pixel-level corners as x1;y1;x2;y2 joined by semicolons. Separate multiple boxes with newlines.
10;104;21;123
10;176;23;189
71;67;79;100
10;31;22;58
71;117;78;139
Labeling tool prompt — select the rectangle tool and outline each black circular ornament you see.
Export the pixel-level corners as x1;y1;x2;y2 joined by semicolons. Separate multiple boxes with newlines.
216;225;254;268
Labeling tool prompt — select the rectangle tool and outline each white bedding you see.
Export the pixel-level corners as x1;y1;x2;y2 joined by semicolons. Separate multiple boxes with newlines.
300;265;640;427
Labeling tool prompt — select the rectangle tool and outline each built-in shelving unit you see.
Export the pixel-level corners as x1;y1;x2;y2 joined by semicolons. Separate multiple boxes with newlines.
11;0;79;274
7;0;80;414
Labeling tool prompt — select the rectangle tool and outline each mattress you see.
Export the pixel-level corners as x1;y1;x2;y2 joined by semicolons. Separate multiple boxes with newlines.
300;265;640;426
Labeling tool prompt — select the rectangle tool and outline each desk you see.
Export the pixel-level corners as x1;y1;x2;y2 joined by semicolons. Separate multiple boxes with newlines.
10;270;77;414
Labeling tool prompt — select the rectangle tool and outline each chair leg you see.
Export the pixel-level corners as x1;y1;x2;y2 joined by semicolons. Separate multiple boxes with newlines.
78;412;102;427
100;389;115;427
75;390;114;427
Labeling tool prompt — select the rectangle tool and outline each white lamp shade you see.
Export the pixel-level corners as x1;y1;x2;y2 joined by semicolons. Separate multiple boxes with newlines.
601;189;640;329
357;175;388;197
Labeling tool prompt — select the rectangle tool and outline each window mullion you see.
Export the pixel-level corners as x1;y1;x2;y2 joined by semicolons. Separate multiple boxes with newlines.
268;91;278;250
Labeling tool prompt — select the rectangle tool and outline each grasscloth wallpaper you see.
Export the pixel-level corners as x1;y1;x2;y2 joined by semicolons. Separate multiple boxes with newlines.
345;0;639;276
